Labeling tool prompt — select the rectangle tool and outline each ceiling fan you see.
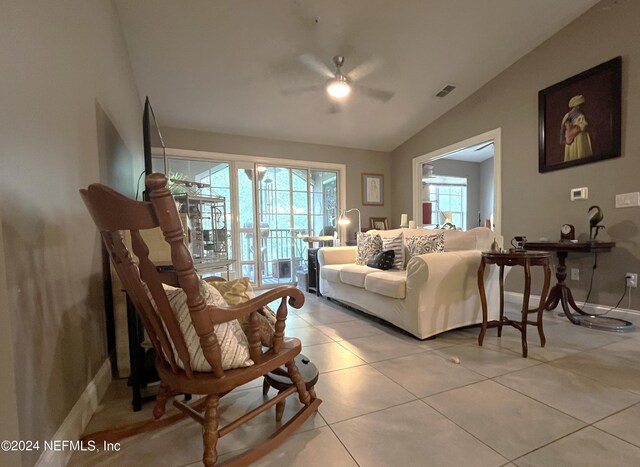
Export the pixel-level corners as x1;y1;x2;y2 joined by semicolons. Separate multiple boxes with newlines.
282;54;394;104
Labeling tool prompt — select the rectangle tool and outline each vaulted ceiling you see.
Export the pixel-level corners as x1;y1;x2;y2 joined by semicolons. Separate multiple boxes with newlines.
116;0;599;151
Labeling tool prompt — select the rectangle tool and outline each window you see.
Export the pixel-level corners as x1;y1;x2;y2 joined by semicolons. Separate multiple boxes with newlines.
425;175;468;230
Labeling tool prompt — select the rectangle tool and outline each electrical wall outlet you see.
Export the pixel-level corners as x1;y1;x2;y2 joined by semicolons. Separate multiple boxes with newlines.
571;268;580;281
616;192;640;208
627;273;637;288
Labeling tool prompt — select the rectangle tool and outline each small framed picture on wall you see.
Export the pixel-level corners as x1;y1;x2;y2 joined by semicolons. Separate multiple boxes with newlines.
362;173;384;206
369;217;389;230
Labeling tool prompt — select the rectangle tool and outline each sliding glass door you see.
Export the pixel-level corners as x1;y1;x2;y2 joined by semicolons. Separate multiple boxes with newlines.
253;166;338;287
154;155;339;288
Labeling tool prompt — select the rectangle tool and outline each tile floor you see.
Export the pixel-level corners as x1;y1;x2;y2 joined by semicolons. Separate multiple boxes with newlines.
71;293;640;466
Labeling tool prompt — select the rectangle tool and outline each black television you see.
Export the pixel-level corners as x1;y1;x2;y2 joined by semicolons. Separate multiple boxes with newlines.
142;97;166;199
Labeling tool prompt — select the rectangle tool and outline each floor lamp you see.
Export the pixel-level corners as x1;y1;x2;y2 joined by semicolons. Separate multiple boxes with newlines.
338;208;361;244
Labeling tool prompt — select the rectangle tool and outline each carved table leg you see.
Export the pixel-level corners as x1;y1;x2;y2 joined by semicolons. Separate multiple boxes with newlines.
498;265;505;337
537;262;551;347
521;260;531;358
477;258;488;346
544;285;562;311
548;251;583;324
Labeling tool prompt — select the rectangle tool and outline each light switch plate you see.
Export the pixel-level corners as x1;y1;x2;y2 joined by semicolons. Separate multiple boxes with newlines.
615;192;640;208
570;187;588;201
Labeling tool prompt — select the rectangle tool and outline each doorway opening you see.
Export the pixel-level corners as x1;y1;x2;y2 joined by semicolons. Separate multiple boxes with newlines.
412;128;501;236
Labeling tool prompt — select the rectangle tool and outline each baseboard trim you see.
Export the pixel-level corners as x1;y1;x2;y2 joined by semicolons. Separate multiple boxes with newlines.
36;358;112;467
504;291;640;317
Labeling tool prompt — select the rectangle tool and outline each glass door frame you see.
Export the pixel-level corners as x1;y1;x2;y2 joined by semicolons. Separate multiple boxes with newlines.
164;148;347;289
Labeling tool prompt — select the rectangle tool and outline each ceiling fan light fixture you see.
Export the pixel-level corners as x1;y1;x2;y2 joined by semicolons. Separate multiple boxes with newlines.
326;77;351;99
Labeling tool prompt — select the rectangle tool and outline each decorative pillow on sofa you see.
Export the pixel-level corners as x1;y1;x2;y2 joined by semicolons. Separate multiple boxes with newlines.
407;232;445;257
209;277;277;347
356;232;383;265
162;281;253;372
382;232;404;270
366;249;395;270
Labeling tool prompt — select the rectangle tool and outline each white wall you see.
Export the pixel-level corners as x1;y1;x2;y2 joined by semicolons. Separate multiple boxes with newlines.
0;1;142;464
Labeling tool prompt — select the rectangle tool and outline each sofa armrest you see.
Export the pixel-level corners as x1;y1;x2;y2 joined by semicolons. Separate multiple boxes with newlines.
405;250;485;306
317;246;357;266
406;250;480;282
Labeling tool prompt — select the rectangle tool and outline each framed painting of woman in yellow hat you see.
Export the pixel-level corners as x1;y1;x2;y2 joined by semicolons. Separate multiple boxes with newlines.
538;57;621;173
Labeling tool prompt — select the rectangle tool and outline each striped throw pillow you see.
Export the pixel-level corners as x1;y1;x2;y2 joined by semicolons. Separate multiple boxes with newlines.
382;232;404;270
162;281;254;372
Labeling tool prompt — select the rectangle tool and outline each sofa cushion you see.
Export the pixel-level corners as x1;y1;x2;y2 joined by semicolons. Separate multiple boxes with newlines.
367;249;395;270
355;232;383;265
407;232;445;257
382;232;404;270
321;264;345;283
339;264;377;288
365;270;407;299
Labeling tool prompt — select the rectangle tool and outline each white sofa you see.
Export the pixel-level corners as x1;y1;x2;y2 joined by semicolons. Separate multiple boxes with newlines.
317;227;505;339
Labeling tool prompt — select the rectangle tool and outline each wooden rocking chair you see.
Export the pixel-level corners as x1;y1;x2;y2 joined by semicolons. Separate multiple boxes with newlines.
80;173;321;466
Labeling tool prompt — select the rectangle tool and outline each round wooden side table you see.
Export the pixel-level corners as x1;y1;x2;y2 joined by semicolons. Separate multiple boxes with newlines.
263;354;319;421
477;250;551;358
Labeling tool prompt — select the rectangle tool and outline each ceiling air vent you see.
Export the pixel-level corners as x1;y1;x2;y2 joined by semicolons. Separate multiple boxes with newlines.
435;84;456;98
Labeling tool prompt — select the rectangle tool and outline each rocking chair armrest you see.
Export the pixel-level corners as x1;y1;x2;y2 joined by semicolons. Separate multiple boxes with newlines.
204;286;304;326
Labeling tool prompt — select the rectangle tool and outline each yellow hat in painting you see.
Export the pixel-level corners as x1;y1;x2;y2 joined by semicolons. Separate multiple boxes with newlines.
568;95;585;107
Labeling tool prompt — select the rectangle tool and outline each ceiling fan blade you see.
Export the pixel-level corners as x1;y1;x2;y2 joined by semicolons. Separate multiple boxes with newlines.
475;142;494;151
347;57;384;82
281;84;324;96
298;54;334;78
353;84;394;102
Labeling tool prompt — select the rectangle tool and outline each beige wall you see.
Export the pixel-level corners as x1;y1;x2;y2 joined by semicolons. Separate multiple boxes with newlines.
161;127;392;239
0;1;142;464
391;0;640;308
0;213;22;465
